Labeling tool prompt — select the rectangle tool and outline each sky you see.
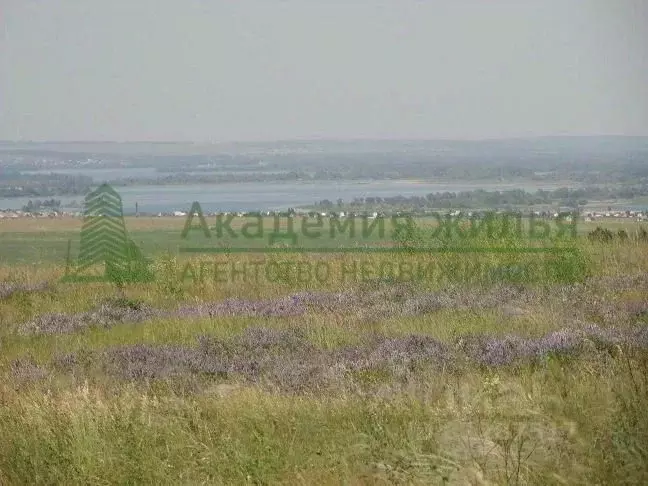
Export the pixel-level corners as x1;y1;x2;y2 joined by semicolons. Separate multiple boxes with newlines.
0;0;647;142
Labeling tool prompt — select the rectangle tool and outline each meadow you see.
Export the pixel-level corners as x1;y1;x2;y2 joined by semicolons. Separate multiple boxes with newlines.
1;216;648;484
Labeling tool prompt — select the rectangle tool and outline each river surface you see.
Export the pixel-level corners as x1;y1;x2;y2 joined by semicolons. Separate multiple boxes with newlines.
20;168;289;179
0;179;584;214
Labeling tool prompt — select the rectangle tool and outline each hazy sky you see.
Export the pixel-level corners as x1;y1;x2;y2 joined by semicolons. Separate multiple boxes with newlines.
1;0;646;142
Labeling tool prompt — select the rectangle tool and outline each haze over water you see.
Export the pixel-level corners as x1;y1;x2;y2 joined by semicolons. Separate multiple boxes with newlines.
0;179;581;214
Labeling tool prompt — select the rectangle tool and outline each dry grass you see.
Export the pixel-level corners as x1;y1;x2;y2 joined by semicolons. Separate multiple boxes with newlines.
1;224;648;484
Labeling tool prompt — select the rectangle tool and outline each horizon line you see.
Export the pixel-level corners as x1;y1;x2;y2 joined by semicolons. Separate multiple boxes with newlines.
1;134;648;145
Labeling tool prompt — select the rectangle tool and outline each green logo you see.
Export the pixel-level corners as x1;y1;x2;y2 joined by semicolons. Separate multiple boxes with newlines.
62;183;154;284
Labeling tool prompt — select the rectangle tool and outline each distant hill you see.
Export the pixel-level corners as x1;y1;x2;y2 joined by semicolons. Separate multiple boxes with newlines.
1;136;647;157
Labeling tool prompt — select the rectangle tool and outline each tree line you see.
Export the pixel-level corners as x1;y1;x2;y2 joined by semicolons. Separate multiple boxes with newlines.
316;186;648;211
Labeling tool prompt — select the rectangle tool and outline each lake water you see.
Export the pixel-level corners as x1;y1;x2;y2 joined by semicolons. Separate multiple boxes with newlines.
20;168;289;180
20;168;160;180
0;180;581;214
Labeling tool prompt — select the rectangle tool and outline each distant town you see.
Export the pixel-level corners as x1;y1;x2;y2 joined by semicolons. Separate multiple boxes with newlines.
1;207;647;222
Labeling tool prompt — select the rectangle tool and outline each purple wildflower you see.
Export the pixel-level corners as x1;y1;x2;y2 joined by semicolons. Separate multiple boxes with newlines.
10;358;48;382
0;280;50;301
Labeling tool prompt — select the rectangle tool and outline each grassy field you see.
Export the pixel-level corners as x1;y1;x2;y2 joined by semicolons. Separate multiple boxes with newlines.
1;217;648;484
1;214;644;264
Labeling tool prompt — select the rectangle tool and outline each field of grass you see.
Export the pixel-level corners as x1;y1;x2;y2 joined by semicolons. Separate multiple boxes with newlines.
1;214;644;264
1;217;648;484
